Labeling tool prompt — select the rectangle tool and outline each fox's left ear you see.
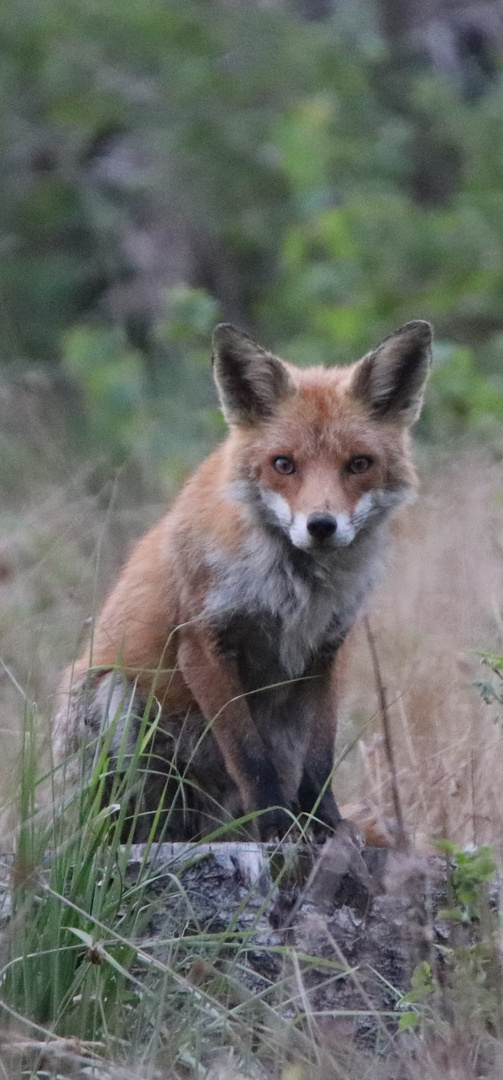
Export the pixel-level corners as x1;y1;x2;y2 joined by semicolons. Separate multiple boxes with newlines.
351;321;432;425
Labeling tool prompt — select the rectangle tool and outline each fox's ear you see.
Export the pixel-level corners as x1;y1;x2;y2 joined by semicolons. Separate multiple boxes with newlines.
351;320;432;425
212;323;294;425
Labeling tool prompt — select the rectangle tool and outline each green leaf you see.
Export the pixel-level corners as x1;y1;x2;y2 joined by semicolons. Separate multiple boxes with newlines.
398;1012;419;1032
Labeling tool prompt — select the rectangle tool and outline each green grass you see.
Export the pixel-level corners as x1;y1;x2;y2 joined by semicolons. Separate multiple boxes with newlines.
0;700;357;1079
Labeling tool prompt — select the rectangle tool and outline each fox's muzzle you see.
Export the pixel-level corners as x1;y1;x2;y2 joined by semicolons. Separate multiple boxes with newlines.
306;512;337;541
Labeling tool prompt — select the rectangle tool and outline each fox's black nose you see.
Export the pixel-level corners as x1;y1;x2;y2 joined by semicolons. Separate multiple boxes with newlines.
307;512;337;540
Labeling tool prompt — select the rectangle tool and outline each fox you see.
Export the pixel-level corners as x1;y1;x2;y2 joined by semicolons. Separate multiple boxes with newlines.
54;320;432;842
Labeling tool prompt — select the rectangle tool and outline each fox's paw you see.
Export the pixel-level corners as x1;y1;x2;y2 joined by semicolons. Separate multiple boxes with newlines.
258;805;294;843
306;815;340;842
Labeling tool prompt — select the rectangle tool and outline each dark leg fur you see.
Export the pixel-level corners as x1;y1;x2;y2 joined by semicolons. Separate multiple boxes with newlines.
297;761;341;837
68;666;340;842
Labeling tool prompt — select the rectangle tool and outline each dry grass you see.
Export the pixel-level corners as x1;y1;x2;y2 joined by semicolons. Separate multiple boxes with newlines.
0;378;161;825
338;453;503;852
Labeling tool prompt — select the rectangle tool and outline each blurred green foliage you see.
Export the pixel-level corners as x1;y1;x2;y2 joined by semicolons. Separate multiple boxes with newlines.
1;0;503;489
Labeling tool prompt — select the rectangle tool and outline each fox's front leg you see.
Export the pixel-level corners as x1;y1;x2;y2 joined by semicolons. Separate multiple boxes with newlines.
177;631;292;839
295;666;342;837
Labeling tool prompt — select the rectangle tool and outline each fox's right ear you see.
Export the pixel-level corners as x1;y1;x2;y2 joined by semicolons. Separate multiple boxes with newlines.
212;324;294;425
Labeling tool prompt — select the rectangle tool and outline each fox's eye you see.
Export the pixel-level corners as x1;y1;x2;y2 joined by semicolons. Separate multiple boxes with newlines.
272;456;296;475
347;455;374;475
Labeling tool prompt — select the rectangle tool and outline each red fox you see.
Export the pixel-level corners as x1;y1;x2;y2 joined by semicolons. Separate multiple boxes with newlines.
54;321;431;841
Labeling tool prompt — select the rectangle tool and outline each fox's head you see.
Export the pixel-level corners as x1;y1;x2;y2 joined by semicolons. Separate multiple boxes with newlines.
212;321;432;552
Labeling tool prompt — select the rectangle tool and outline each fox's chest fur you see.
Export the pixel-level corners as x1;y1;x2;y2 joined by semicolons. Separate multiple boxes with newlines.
204;515;387;684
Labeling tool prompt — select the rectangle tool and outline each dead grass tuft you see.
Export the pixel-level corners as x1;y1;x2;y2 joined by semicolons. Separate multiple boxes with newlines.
338;452;503;852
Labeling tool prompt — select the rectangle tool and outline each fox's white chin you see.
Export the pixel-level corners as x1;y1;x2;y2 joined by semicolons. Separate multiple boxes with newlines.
261;489;377;551
288;511;355;550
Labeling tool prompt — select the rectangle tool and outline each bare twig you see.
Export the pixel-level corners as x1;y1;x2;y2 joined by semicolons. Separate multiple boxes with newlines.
364;617;408;851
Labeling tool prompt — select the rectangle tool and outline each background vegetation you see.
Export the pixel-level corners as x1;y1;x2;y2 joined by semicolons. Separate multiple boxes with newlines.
3;0;503;473
2;0;503;1076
